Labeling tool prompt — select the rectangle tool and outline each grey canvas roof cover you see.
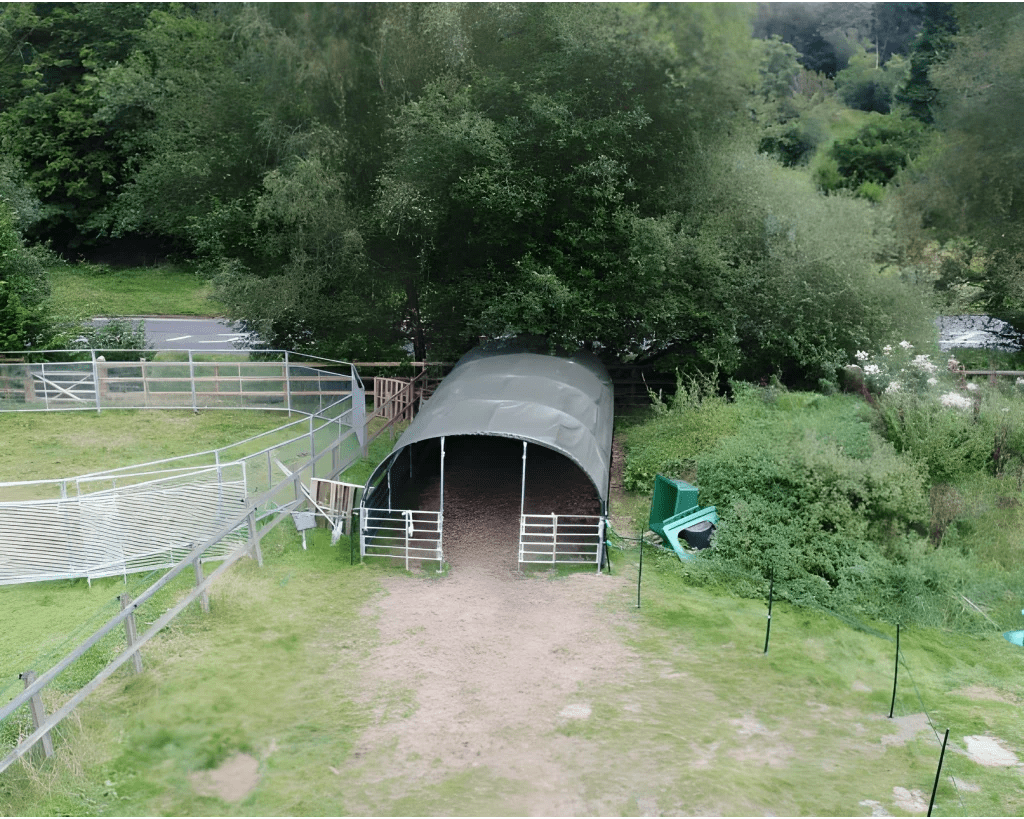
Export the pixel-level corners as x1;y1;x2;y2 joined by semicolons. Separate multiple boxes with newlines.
366;337;614;503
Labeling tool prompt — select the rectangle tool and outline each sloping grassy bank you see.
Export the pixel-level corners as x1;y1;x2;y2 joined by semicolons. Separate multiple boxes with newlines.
2;526;1022;816
619;368;1024;633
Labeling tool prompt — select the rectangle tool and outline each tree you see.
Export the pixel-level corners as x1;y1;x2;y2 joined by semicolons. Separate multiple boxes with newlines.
894;5;1024;329
894;2;958;123
818;115;926;197
0;201;51;350
371;3;759;362
0;3;159;250
834;45;909;114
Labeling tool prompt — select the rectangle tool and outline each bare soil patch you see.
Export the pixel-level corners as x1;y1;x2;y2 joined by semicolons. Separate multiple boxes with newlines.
963;735;1020;767
190;752;260;803
953;684;1019;705
349;435;633;813
880;712;933;747
349;566;635;815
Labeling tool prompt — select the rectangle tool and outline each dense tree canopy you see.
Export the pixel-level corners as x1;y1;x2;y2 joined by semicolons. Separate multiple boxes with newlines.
4;1;1015;386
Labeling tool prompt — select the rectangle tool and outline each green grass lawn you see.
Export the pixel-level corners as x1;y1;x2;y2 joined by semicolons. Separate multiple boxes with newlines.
0;410;296;485
47;263;222;318
1;528;1022;816
2;408;1023;815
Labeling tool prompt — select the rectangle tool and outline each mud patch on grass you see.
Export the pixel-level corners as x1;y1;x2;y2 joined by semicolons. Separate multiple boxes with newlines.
892;786;927;813
953;684;1019;705
880;713;932;747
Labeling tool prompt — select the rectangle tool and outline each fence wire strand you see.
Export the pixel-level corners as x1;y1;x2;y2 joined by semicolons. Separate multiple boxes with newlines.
609;530;977;817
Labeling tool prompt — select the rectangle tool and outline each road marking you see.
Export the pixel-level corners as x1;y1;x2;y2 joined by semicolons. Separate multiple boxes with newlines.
166;335;192;341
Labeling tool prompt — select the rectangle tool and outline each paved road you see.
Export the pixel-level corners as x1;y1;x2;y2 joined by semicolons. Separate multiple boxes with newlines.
936;315;1019;351
87;314;1014;354
92;317;250;350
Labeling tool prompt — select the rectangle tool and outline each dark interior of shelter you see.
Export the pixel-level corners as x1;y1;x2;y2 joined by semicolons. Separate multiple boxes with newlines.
388;435;601;569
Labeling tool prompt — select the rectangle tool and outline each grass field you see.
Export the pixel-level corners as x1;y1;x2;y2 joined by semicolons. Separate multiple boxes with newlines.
0;410;297;485
47;263;221;318
1;526;1022;816
1;406;1023;814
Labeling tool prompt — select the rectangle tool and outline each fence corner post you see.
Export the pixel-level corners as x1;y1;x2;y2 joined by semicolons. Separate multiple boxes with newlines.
20;670;54;759
90;348;102;414
284;351;292;416
120;593;144;674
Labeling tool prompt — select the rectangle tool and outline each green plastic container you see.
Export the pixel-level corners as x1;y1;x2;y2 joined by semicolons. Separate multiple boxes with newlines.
649;475;699;540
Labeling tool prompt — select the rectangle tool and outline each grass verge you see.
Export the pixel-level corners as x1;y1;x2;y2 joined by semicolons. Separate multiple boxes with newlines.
47;263;222;318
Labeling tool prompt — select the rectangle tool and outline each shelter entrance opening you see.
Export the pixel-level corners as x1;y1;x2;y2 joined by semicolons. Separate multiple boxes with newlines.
359;338;614;573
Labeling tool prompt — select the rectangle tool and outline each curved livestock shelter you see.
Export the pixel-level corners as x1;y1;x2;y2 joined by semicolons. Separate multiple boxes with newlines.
360;337;613;571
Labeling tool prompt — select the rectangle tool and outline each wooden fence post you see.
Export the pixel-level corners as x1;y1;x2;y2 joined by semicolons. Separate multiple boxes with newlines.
193;556;210;614
19;671;54;759
248;509;263;567
119;594;143;674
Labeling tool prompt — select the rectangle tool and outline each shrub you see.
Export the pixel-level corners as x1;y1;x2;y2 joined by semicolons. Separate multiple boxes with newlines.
872;391;991;483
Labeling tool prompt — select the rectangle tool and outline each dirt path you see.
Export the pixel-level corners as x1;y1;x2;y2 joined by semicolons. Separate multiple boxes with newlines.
348;565;636;815
346;436;637;814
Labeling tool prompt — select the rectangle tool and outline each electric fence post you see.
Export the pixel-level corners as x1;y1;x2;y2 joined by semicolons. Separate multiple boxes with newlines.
889;623;900;719
636;524;644;610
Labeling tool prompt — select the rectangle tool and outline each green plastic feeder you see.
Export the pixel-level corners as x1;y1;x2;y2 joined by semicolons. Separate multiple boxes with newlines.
648;475;699;541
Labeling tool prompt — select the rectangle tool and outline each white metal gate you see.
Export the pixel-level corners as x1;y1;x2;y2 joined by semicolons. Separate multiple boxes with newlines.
29;362;97;407
519;514;605;568
360;508;442;570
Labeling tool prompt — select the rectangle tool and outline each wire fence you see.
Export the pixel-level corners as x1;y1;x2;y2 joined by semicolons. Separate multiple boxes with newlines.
0;352;366;586
608;523;1007;818
0;349;354;415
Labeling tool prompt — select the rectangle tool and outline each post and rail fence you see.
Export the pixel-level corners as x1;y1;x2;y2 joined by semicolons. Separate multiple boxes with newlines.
0;349;357;415
0;349;435;771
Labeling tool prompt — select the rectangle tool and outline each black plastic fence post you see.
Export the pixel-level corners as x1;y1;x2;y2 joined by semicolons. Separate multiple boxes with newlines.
927;728;950;817
889;623;900;719
350;509;357;566
763;571;774;654
636;527;644;610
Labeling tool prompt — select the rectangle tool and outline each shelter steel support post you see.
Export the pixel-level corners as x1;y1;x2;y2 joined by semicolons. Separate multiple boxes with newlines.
519;441;528;568
439;436;446;522
520;441;527;520
120;594;143;674
19;671;54;759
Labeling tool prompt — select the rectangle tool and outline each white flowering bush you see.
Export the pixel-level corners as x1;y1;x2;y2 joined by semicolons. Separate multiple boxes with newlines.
854;341;947;397
851;343;1001;482
940;392;973;411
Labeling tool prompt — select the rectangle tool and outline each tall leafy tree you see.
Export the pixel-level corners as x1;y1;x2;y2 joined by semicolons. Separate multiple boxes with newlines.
0;2;158;250
894;4;1024;329
0;201;51;350
372;2;759;362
